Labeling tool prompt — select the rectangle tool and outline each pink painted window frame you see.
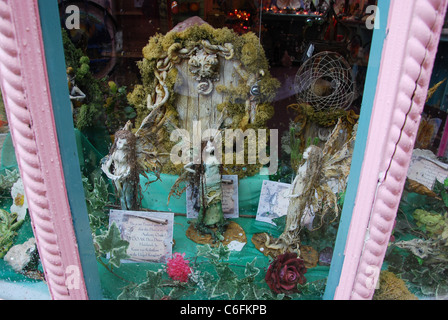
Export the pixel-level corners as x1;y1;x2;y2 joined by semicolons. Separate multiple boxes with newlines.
0;0;88;299
0;0;446;300
335;0;447;300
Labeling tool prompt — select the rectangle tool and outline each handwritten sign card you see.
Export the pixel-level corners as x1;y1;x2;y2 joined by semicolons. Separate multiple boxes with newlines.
407;149;448;189
186;175;239;219
221;175;239;218
109;210;174;264
256;180;291;225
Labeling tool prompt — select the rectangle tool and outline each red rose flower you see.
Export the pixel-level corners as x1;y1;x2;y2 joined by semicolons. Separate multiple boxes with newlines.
265;252;307;294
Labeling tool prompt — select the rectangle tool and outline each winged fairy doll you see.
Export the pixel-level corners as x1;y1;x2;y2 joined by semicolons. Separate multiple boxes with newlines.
101;103;165;211
262;119;358;255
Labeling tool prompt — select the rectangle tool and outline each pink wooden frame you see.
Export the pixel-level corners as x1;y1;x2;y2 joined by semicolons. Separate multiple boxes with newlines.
0;0;88;299
0;0;445;300
335;0;447;300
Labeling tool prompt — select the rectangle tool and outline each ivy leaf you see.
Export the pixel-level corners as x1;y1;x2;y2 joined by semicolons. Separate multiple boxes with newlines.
124;106;137;119
433;179;448;207
215;243;231;261
89;215;103;234
117;285;138;300
92;176;109;202
95;222;129;252
197;244;231;263
242;283;278;300
83;175;110;230
296;279;327;298
109;246;130;268
0;169;20;193
212;263;239;299
94;222;130;267
416;256;424;265
241;283;257;300
436;283;448;300
244;258;260;278
338;191;346;207
136;270;164;300
199;271;216;297
168;282;197;300
196;244;211;255
442;192;448;209
197;244;218;262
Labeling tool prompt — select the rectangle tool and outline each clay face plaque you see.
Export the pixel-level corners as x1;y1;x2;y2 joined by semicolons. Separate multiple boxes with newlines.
186;175;239;219
109;210;174;263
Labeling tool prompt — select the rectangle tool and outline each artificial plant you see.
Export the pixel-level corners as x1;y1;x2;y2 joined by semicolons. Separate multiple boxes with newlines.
62;29;136;136
386;177;448;299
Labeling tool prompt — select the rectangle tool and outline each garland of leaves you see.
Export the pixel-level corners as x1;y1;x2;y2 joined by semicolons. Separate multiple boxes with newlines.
116;244;325;300
0;169;22;258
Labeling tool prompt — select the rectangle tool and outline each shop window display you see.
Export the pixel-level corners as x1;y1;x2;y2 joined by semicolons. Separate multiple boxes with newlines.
58;0;369;300
0;0;446;301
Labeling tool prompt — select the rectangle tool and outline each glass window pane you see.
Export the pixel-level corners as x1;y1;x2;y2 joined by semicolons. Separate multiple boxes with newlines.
54;0;378;300
377;16;448;300
0;88;50;300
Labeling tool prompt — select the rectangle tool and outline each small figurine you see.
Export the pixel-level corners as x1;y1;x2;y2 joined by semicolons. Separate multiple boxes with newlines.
102;123;139;210
101;119;162;211
67;67;86;111
170;139;228;241
196;140;227;240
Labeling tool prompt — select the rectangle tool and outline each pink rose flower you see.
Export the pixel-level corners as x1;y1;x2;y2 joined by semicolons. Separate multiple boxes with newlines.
166;253;192;283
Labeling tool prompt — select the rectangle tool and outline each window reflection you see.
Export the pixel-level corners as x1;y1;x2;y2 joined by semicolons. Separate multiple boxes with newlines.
0;88;49;300
377;16;448;300
55;0;376;300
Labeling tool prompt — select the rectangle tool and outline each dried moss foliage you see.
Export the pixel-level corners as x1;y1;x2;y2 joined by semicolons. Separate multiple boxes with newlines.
373;271;418;300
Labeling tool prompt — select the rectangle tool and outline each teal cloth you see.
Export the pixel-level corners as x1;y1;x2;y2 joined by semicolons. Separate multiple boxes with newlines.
1;129;108;173
97;215;330;300
102;173;330;299
0;133;17;171
1;130;330;300
140;173;267;216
